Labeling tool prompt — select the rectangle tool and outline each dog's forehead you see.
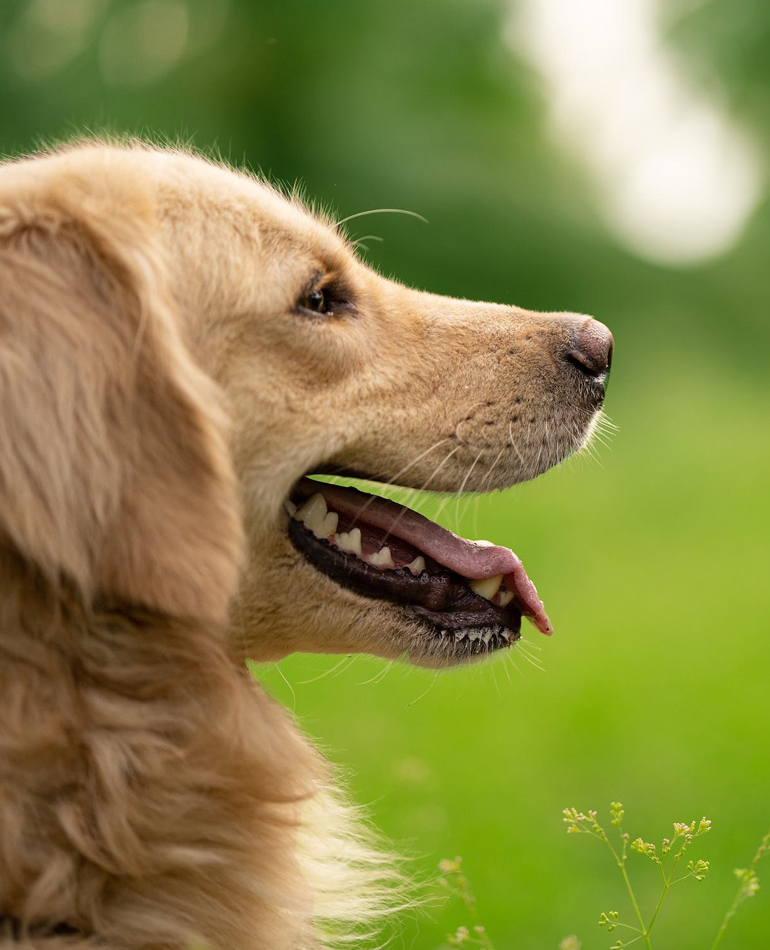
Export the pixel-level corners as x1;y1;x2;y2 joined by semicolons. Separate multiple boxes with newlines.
150;150;350;263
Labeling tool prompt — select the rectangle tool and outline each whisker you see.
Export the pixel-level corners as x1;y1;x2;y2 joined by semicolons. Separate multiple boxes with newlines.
452;450;485;528
455;489;483;530
357;660;393;686
517;640;546;671
298;654;355;684
508;421;527;467
596;410;619;432
488;644;501;696
478;444;507;494
351;234;384;245
380;444;462;540
406;672;439;707
429;449;483;530
274;662;298;714
337;438;452;522
519;633;542;652
351;234;385;254
505;650;525;678
335;208;429;228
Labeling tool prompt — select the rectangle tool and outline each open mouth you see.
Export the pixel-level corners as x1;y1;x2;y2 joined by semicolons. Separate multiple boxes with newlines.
285;477;552;656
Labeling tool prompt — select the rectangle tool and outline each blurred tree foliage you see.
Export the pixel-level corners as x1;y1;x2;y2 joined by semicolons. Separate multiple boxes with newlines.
0;0;767;371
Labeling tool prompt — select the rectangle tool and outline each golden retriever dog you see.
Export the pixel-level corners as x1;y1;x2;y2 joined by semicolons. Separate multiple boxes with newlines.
0;142;612;950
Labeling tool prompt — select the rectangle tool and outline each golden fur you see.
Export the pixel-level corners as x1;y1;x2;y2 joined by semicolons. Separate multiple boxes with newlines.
0;142;608;948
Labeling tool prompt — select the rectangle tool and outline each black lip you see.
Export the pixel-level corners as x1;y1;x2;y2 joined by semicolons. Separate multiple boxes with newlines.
287;517;522;638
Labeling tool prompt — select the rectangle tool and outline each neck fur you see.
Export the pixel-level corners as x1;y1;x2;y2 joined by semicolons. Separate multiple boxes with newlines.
0;551;323;950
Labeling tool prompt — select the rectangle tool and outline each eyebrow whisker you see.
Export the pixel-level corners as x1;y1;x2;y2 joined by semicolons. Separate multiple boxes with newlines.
335;208;429;228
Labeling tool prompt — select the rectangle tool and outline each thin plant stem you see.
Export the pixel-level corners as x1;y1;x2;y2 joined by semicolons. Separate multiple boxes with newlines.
711;828;770;950
617;860;653;950
711;891;744;950
646;845;684;937
599;834;650;948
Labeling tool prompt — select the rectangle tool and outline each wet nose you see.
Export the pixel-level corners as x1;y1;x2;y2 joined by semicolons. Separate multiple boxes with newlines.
566;318;614;378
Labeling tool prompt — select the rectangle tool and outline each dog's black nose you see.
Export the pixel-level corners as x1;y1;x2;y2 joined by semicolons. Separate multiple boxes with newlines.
566;318;614;378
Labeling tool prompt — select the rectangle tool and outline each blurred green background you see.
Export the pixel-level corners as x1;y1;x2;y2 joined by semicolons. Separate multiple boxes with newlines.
2;0;768;946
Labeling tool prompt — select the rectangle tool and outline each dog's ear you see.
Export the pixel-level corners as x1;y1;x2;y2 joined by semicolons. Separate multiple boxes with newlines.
0;152;243;620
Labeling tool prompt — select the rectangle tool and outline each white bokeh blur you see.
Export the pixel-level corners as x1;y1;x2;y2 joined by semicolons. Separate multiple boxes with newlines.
506;0;765;266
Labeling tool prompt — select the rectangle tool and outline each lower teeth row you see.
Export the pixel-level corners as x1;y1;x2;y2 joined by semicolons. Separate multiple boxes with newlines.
287;493;513;606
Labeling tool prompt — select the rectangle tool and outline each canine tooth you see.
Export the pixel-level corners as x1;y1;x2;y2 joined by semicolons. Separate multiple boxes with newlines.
336;527;363;557
498;590;515;608
406;556;426;576
469;574;504;601
368;546;395;568
294;493;327;534
284;499;297;516
315;511;338;539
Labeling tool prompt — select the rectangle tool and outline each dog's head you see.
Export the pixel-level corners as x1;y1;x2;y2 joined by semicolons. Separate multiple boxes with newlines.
0;143;611;666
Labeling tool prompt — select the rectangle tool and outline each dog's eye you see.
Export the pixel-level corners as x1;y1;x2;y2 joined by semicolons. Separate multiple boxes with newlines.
297;276;352;319
303;289;330;315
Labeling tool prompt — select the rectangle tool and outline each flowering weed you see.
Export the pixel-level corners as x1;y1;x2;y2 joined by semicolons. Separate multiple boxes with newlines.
438;808;768;949
563;803;769;949
436;857;496;949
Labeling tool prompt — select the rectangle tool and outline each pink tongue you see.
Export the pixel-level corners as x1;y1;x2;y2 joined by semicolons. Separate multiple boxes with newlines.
296;478;552;635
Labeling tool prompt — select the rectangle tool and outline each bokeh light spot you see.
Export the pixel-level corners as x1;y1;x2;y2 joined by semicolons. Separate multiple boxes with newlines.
99;0;189;87
9;0;105;80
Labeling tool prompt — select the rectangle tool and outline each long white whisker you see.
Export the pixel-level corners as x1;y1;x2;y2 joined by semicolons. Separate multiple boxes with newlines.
508;421;526;468
274;663;297;714
517;640;546;671
351;234;384;245
406;672;439;707
298;654;355;685
338;438;452;522
430;449;483;529
357;660;393;686
506;649;525;678
479;444;507;495
335;208;429;227
380;444;462;540
453;450;485;529
381;438;453;488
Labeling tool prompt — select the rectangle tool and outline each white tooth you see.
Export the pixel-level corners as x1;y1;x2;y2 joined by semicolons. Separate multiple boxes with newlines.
481;631;492;645
454;630;466;641
469;574;504;601
314;511;338;539
336;527;363;557
474;539;495;547
284;499;297;516
497;590;515;608
406;556;426;576
295;493;327;534
368;546;395;569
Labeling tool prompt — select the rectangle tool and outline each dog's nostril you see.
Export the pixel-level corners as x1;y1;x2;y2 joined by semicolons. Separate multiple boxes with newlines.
566;318;614;378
